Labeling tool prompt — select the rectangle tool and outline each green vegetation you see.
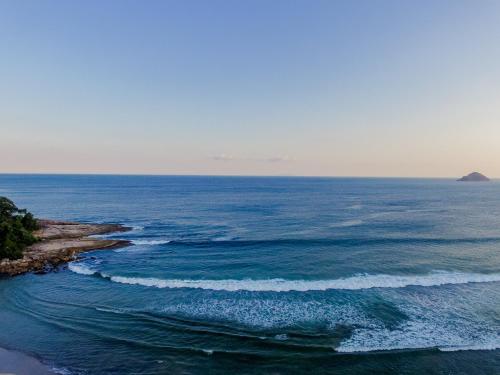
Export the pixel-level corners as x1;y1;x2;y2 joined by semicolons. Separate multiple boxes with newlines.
0;197;39;260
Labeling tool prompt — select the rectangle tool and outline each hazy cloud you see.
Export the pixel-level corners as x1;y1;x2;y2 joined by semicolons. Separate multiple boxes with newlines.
211;154;234;161
265;156;294;163
211;154;294;163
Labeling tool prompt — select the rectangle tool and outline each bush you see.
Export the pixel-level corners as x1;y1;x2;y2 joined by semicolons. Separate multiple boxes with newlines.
0;197;39;260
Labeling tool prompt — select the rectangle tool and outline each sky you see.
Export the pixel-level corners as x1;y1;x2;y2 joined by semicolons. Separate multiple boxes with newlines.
1;0;500;177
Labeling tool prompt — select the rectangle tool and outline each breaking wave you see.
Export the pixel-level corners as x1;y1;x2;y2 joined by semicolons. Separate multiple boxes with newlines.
337;288;500;354
337;322;500;353
68;263;96;275
68;266;500;292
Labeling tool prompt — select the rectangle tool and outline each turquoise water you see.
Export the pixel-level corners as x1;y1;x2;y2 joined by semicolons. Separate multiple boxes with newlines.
0;175;499;374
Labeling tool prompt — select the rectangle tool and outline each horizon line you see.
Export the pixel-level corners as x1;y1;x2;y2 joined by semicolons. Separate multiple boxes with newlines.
0;172;496;180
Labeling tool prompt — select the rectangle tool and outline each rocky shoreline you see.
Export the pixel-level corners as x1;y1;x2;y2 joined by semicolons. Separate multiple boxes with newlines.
0;219;131;276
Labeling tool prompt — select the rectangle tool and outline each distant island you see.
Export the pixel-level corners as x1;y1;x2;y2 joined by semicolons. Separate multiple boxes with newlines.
457;172;490;182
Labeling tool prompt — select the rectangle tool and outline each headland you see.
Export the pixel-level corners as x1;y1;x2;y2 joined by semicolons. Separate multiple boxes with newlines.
0;219;131;276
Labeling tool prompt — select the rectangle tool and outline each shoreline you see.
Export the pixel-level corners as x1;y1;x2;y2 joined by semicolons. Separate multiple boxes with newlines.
0;219;131;276
0;346;56;374
0;219;132;373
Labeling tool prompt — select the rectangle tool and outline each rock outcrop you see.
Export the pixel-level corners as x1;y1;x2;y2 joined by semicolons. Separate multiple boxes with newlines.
457;172;490;182
0;220;131;276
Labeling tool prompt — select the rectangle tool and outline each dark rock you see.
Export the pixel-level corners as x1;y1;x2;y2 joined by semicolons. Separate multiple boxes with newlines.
34;264;53;275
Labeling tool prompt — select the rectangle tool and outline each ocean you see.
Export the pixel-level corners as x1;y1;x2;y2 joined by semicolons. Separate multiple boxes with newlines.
0;175;499;374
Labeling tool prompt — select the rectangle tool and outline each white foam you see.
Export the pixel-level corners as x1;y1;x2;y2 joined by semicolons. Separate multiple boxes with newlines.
439;341;500;352
94;306;129;315
131;239;171;245
104;271;500;292
51;367;72;375
160;298;370;329
275;334;288;341
338;285;500;353
212;236;236;241
338;319;500;353
68;263;96;276
348;204;363;210
330;219;363;228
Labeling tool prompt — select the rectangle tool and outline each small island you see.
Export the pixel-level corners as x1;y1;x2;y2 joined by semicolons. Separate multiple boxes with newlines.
0;197;131;276
457;172;490;182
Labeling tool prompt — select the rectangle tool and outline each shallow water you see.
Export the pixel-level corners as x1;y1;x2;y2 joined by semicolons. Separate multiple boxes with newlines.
0;175;499;374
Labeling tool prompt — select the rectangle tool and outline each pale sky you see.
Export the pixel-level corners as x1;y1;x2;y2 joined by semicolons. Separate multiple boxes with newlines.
1;0;500;177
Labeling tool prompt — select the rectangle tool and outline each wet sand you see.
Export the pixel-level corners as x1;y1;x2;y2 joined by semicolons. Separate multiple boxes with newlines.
0;347;54;375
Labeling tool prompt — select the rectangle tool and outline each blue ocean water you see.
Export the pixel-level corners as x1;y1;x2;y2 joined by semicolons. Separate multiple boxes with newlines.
0;175;499;374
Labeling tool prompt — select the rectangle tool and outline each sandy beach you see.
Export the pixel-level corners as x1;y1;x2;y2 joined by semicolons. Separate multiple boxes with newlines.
0;347;55;374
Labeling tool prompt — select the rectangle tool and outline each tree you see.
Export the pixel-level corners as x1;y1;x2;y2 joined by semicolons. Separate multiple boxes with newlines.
0;197;39;260
0;197;18;219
